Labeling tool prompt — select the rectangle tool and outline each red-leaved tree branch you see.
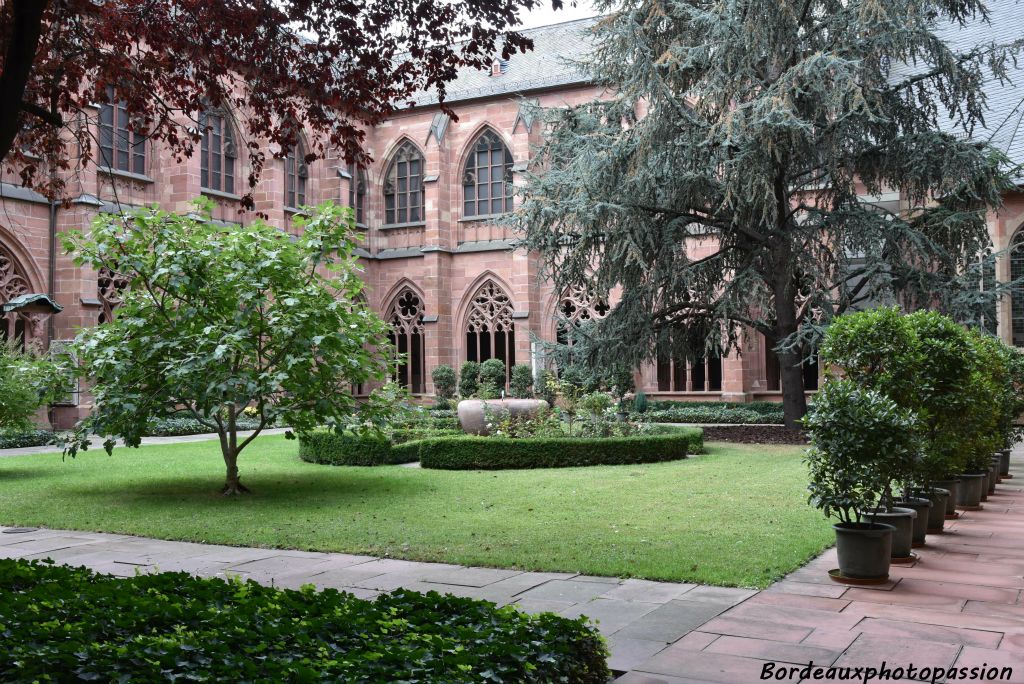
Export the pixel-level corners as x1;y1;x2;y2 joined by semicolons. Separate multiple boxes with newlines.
0;0;556;205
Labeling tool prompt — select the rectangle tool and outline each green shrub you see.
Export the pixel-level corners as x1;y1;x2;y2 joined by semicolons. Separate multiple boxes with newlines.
299;431;414;465
458;361;480;398
418;431;695;470
803;379;920;522
144;416;267;437
641;424;705;453
538;370;558;407
633;391;648;413
509;364;534;398
0;559;609;683
477;358;506;399
642;406;772;425
431;365;457;403
391;427;463;444
0;429;54;449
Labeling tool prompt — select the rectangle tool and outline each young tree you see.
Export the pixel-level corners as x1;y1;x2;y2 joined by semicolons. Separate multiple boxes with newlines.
62;201;396;494
0;340;64;432
515;0;1019;428
0;0;556;202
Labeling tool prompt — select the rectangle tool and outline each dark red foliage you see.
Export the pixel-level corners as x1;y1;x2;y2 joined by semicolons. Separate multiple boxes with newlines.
0;0;556;205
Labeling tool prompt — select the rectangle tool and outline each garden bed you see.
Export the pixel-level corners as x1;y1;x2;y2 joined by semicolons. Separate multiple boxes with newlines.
688;424;807;444
637;400;785;425
0;559;608;683
0;429;54;449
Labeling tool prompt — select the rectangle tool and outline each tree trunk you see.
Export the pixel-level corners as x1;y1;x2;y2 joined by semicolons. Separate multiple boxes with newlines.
0;0;53;166
772;287;808;430
220;448;250;495
219;407;250;495
776;346;808;430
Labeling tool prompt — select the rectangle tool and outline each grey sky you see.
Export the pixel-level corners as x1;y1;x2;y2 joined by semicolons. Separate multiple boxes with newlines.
514;0;598;29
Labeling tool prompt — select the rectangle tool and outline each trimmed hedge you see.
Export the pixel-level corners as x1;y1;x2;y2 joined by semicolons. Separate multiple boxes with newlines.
0;559;609;683
298;429;462;466
416;430;698;470
643;425;705;453
144;416;267;437
640;402;785;425
0;429;54;449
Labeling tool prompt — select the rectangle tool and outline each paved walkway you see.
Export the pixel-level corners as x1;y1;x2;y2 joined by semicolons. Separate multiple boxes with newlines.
0;427;291;457
2;448;1023;682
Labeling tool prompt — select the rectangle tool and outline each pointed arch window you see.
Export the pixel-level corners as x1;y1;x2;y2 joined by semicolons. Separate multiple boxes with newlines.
200;108;237;194
1011;231;1024;346
554;285;610;347
465;280;515;378
99;86;145;174
98;267;130;325
462;130;514;217
348;164;366;226
285;140;308;208
387;288;426;393
0;245;30;345
384;141;425;225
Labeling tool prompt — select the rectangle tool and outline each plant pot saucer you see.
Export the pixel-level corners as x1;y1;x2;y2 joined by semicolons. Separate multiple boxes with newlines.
945;512;961;520
828;568;889;585
957;505;983;512
890;553;918;565
1003;474;1014;479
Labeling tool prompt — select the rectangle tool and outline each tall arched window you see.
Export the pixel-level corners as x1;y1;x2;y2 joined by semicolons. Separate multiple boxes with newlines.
348;164;366;226
0;245;29;345
462;130;514;217
285;140;308;208
1012;231;1024;346
465;280;515;375
384;141;425;225
387;288;426;393
99;86;145;174
200;108;237;194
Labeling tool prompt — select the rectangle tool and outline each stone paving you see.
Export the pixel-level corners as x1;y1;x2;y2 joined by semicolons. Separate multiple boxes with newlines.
2;447;1023;682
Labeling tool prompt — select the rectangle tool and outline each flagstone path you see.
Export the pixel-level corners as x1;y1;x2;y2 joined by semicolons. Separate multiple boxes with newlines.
2;446;1023;682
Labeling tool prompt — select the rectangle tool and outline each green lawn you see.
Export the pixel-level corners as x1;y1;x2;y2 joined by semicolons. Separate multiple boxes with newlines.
0;437;831;587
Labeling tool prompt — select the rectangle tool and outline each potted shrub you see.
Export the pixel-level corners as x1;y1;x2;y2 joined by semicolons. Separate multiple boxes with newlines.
819;307;921;558
804;379;919;582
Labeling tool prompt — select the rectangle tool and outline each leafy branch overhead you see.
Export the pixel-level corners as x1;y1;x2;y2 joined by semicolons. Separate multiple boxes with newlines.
513;0;1022;427
0;0;559;202
60;200;399;494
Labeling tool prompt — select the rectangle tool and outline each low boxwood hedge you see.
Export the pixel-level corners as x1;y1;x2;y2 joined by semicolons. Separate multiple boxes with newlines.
144;416;268;437
416;430;698;470
0;559;609;683
298;429;462;466
0;429;54;449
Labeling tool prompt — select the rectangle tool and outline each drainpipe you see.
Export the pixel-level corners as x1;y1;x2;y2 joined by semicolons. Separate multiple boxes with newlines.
47;198;57;344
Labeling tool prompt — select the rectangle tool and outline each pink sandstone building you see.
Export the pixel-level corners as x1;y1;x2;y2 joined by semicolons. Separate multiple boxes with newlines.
2;14;1024;429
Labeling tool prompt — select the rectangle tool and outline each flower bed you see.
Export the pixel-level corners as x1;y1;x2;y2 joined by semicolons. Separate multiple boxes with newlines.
0;559;609;683
415;429;699;470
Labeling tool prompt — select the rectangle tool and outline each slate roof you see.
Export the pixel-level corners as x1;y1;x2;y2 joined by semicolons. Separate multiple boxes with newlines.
946;0;1024;179
409;16;598;107
413;6;1024;174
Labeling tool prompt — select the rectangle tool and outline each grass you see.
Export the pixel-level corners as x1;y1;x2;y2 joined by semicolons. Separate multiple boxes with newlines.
0;437;832;588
